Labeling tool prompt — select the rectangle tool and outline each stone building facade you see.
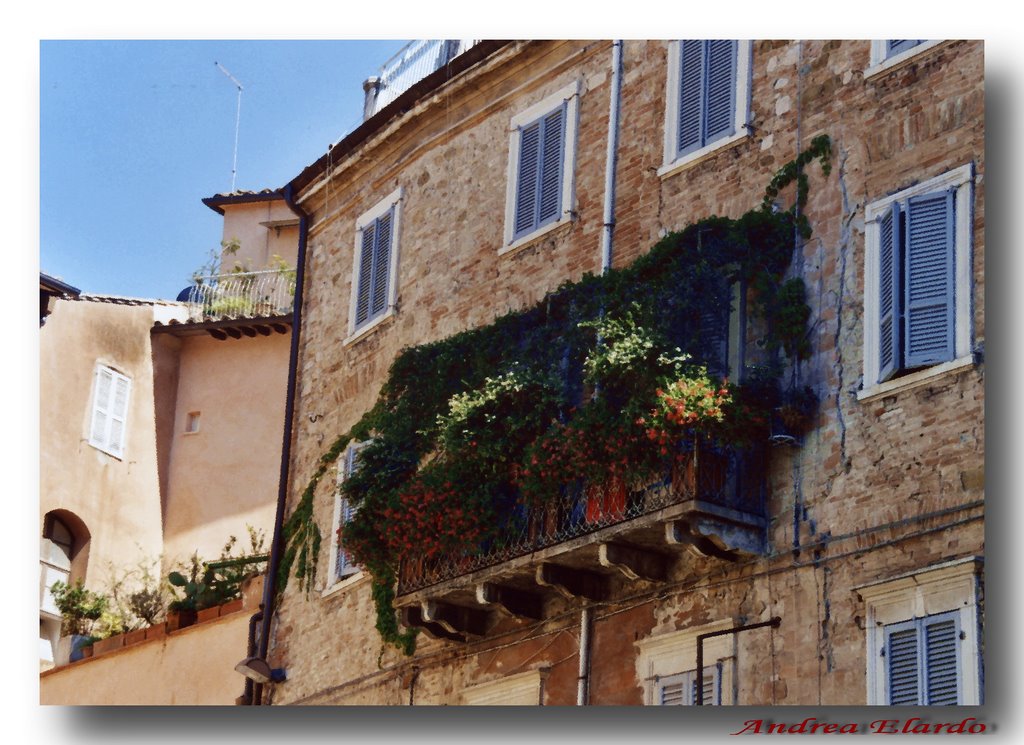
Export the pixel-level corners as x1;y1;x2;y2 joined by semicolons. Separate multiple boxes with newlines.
265;40;984;706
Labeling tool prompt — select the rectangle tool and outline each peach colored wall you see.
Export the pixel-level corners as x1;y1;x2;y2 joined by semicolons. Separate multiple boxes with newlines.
39;610;252;705
39;298;166;591
219;200;299;271
160;331;289;567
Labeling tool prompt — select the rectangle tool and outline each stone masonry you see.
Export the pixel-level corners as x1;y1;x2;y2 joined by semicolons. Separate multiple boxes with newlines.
265;40;983;706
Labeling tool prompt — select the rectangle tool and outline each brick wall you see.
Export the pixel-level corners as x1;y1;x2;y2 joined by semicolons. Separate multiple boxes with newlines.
267;40;983;706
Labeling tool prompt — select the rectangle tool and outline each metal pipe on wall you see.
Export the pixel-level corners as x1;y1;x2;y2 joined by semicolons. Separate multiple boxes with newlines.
600;40;623;273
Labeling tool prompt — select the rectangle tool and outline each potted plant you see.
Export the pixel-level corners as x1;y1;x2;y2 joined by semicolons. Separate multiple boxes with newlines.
49;580;107;664
770;385;818;445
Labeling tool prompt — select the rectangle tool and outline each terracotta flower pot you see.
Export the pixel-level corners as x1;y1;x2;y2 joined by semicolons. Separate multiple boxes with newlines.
167;609;197;631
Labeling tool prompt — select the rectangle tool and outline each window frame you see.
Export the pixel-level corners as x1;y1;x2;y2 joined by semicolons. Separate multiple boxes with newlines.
87;363;131;459
636;620;736;706
858;558;982;706
346;187;403;342
859;164;974;402
324;441;370;592
501;80;580;256
866;40;943;78
659;40;753;179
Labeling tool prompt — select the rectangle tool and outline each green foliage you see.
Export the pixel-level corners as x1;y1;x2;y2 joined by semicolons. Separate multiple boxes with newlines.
50;580;108;637
169;528;268;612
279;137;833;655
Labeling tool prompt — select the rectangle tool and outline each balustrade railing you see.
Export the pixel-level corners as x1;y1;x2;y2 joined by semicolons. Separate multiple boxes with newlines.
369;40;477;117
183;269;295;321
396;440;766;595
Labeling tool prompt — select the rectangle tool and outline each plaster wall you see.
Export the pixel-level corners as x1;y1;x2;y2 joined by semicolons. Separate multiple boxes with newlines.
160;331;290;566
39;299;167;590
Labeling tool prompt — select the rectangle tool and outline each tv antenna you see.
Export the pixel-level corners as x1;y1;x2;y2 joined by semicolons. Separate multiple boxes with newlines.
215;61;244;192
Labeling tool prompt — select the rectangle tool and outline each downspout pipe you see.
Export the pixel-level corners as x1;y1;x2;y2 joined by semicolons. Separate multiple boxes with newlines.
600;40;623;274
576;606;592;705
239;610;263;705
253;182;311;704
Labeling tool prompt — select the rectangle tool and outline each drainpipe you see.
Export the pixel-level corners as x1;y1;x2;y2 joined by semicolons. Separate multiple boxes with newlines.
600;40;623;274
252;182;310;705
237;609;263;705
576;606;593;705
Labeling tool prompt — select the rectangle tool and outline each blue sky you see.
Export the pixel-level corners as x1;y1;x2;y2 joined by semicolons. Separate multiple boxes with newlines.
41;40;407;300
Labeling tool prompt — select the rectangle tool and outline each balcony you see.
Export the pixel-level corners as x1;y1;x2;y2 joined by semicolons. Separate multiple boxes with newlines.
395;440;768;642
365;40;477;119
182;269;295;323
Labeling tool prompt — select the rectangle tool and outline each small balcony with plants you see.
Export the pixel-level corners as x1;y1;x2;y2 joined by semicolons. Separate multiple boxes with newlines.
279;136;831;653
182;265;296;322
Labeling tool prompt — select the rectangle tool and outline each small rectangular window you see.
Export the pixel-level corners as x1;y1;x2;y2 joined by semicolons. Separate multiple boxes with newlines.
185;412;201;434
349;189;402;337
88;364;131;458
333;441;369;583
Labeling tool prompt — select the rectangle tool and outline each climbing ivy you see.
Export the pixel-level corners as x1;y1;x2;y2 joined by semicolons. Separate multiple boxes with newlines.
278;135;832;655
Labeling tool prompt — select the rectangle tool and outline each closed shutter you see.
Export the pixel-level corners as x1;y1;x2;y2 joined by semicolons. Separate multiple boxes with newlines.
107;373;130;456
89;366;131;457
904;190;955;368
371;208;394;318
514;103;566;239
514;120;542;237
884;611;962;705
885;621;921;705
923;615;960;705
677;40;737;158
699;303;730;378
354;220;377;326
89;367;113;446
704;40;737;143
657;664;721;705
336;443;367;579
887;40;924;57
537;105;566;225
677;40;705;156
878;202;903;382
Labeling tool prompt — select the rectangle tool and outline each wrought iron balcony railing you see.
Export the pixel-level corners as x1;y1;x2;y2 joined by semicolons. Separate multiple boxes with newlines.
367;40;477;118
183;269;295;322
396;440;766;595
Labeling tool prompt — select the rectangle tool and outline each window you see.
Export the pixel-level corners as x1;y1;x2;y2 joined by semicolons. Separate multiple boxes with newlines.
861;165;974;398
868;40;942;74
502;81;580;253
661;41;752;176
461;669;547;705
88;364;131;457
185;411;201;434
858;559;982;706
656;664;722;706
349;188;402;338
328;441;369;586
884;611;961;705
637;621;735;706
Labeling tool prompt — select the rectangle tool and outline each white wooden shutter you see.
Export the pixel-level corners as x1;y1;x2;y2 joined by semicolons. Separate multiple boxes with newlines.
89;365;131;457
657;664;721;705
885;611;962;705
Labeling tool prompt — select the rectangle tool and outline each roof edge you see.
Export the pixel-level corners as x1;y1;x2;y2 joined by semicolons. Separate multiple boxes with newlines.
202;189;284;215
288;40;514;196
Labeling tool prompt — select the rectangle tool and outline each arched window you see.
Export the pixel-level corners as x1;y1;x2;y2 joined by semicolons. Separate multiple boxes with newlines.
39;511;90;616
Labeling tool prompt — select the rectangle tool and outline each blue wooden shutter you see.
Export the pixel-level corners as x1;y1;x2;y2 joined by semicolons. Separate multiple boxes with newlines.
887;40;924;57
537;104;566;226
355;220;376;326
885;620;921;705
704;40;737;144
370;208;394;318
677;40;705;157
923;614;960;705
904;190;955;368
514;120;542;237
878;202;903;382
